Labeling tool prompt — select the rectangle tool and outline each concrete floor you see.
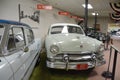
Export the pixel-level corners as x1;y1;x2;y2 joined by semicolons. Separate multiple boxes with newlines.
88;39;120;80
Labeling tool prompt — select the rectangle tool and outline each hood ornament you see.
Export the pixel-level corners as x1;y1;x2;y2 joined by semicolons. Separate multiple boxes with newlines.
80;45;83;48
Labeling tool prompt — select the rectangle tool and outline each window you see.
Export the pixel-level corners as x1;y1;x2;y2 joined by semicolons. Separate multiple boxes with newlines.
7;27;25;51
7;29;15;50
67;26;83;34
50;25;84;34
26;29;34;43
0;25;5;43
51;26;63;34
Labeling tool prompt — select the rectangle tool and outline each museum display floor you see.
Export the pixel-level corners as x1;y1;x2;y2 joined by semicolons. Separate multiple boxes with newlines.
30;40;120;80
29;52;89;80
88;39;120;80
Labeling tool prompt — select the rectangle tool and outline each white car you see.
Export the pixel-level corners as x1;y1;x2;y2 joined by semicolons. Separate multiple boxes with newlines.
116;31;120;36
45;23;105;70
0;19;41;80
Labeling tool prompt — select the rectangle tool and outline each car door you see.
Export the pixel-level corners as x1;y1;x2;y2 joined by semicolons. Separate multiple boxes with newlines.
0;57;14;80
0;24;14;80
22;28;39;80
5;26;27;80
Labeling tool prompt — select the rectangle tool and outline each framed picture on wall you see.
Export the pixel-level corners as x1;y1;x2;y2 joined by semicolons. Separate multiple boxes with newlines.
93;24;100;31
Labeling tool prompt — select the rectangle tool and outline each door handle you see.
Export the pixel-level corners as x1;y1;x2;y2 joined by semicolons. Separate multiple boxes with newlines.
17;53;22;58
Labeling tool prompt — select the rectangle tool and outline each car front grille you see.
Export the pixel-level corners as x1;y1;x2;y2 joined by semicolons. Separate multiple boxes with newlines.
47;52;95;62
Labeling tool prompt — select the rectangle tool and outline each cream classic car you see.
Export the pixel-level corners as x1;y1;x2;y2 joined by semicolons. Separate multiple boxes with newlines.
45;23;105;70
0;19;41;80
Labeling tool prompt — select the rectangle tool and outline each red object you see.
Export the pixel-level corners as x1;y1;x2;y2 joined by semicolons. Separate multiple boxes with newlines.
70;15;78;19
77;17;84;21
58;11;70;16
37;4;52;10
76;64;88;70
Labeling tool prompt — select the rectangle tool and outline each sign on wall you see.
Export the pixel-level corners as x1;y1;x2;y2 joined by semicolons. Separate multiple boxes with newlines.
58;11;70;16
37;4;53;10
70;15;78;19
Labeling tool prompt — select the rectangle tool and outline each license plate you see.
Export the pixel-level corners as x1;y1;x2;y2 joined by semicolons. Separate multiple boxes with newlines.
76;64;88;70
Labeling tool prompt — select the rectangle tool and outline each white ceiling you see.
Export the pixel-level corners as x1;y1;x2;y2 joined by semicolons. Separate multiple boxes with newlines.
36;0;119;17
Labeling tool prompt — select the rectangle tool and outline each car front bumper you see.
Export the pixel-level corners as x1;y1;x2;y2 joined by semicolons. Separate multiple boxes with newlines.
46;53;106;70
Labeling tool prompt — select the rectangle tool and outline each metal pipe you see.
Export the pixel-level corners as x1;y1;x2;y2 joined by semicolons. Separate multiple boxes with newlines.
18;4;21;22
112;50;118;80
94;13;97;34
107;46;112;72
84;0;88;35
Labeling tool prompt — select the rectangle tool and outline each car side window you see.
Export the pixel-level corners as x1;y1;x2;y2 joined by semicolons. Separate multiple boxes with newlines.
7;29;16;50
26;29;34;43
7;27;25;51
68;26;83;34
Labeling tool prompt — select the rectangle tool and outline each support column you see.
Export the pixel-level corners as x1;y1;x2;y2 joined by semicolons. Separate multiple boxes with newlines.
94;13;97;34
84;0;88;35
18;4;21;22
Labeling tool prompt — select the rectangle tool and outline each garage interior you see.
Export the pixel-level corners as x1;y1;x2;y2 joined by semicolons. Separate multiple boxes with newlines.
0;0;120;80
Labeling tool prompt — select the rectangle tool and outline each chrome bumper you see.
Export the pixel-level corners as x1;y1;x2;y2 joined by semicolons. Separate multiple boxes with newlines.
46;53;106;70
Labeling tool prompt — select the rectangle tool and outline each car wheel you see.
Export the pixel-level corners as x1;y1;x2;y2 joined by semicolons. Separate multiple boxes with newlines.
88;67;95;71
35;56;40;66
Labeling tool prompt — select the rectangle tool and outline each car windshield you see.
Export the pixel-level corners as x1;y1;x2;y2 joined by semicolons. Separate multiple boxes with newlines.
0;25;5;43
51;25;84;34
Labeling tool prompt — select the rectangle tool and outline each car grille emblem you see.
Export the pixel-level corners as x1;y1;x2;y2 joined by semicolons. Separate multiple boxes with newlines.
80;45;83;48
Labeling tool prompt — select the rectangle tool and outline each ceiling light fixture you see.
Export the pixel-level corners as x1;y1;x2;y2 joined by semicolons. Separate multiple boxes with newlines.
82;4;93;9
92;13;99;16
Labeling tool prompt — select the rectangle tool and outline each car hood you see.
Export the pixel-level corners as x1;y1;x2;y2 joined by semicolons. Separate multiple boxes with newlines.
50;34;101;53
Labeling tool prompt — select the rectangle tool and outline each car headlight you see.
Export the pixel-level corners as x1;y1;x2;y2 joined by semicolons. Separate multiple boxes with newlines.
50;45;59;54
98;44;104;52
